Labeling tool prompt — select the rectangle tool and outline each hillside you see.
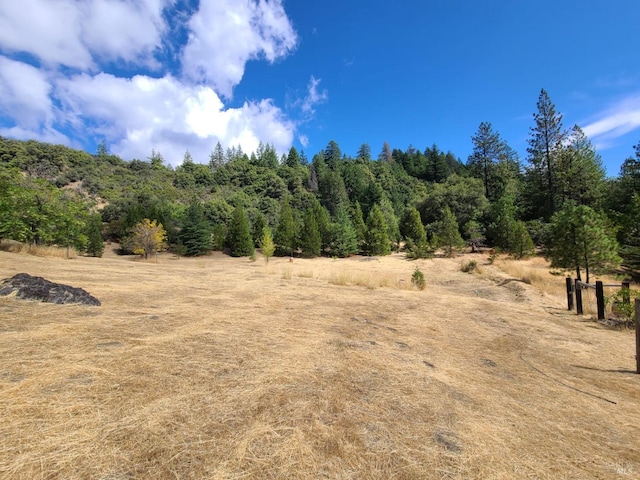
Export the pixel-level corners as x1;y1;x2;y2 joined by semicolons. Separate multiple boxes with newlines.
0;250;638;479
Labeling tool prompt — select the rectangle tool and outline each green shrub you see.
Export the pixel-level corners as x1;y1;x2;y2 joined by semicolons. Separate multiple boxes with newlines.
608;288;640;325
411;267;426;290
461;260;478;273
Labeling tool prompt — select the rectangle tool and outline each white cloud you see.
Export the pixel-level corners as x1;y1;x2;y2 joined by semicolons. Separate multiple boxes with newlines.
0;56;54;128
301;76;328;114
582;95;640;149
56;73;295;164
182;0;297;98
0;0;170;69
0;0;313;165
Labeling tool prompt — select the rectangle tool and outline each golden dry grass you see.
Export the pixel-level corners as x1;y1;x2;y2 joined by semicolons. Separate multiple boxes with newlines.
1;248;639;479
0;240;77;259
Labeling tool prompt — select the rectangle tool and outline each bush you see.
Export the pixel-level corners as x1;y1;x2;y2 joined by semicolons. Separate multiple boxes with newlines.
411;267;426;290
461;260;478;273
608;288;640;325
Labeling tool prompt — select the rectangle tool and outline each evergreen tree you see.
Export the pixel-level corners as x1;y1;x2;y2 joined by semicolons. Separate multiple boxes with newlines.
209;141;225;170
557;125;605;209
351;201;367;251
274;197;297;255
311;198;331;250
226;205;254;257
179;199;211;256
378;142;393;163
251;213;267;248
436;207;464;257
285;146;301;167
488;194;518;251
468;122;517;201
356;143;372;162
400;206;426;245
510;221;535;259
364;204;391;256
85;213;104;257
328;204;358;257
547;203;620;282
324;140;342;169
299;209;321;257
526;89;566;219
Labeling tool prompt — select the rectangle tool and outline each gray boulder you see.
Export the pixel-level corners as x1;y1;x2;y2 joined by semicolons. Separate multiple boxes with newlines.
0;273;101;306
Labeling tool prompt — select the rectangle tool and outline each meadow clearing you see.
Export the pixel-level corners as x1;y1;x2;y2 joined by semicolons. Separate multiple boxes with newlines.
0;246;639;479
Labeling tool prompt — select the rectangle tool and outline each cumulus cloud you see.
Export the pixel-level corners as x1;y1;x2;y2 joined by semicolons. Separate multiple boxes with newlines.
0;0;169;69
582;94;640;150
182;0;297;98
0;0;314;166
0;56;54;128
56;73;294;163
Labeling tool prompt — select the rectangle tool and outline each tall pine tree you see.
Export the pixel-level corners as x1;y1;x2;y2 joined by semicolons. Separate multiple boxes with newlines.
526;89;566;219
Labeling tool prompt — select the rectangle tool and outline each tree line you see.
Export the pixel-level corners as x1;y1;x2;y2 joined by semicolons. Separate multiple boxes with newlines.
0;89;637;280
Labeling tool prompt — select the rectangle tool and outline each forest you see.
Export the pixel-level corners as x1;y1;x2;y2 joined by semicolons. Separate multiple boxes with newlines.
0;89;638;281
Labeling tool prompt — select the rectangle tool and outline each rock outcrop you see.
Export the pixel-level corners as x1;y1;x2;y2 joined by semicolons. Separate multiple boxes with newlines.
0;273;101;306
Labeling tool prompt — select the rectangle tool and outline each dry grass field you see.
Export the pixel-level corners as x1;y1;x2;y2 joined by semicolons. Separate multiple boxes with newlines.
1;246;639;479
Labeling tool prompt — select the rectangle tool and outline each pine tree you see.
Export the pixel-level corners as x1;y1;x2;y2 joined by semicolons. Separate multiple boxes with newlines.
351;201;367;252
557;125;605;209
364;204;391;256
328;204;358;257
400;206;427;249
547;203;620;282
526;89;566;219
299;209;321;257
285;146;301;167
274;197;297;255
510;221;535;259
209;141;225;170
226;205;254;257
436;207;464;257
179;199;211;256
251;213;267;248
468;122;518;201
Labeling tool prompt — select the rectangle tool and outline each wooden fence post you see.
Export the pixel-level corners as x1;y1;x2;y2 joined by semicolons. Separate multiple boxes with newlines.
566;277;574;311
575;279;583;315
596;280;605;320
635;299;640;374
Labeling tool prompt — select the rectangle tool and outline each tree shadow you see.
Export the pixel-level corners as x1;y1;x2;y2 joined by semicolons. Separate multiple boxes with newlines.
570;365;638;374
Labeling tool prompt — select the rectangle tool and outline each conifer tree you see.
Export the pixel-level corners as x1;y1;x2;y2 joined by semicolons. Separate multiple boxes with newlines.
364;204;391;256
329;204;358;257
526;89;566;219
351;201;367;252
547;203;620;282
299;209;321;257
226;205;254;257
510;221;535;259
274;197;297;255
436;207;464;257
400;206;427;249
179;199;211;256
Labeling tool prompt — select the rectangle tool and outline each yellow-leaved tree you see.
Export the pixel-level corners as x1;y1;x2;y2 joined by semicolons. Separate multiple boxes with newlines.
125;219;167;259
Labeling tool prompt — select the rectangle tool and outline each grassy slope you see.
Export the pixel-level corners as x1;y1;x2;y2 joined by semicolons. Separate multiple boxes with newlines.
0;249;638;479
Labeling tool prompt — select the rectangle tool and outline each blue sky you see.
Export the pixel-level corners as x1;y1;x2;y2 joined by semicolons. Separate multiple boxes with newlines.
0;1;639;176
